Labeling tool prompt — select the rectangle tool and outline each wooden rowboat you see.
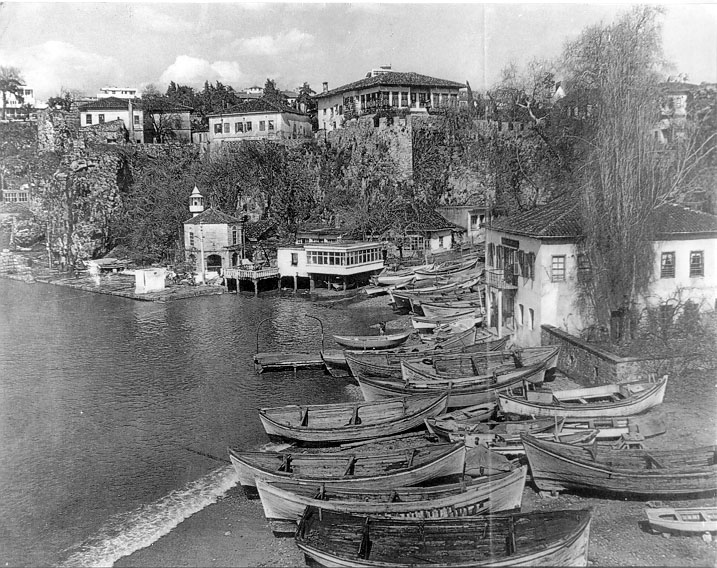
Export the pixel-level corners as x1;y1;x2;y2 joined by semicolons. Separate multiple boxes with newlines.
401;346;560;382
333;330;413;350
497;375;668;418
411;310;482;330
255;465;528;534
357;363;547;408
521;433;717;497
427;410;554;441
413;257;480;281
295;506;593;567
645;502;717;534
421;299;485;319
228;441;466;494
258;393;449;445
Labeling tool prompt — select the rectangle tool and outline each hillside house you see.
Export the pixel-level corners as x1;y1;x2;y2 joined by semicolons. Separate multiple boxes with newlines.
485;199;717;346
206;98;312;146
437;200;488;245
142;99;193;143
79;96;143;143
315;66;465;132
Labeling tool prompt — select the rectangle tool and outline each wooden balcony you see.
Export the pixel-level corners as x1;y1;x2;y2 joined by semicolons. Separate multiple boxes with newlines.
223;267;280;281
485;268;518;290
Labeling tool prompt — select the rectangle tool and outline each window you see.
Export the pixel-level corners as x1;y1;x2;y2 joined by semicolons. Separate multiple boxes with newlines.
439;236;444;248
268;120;274;131
519;304;524;326
223;123;230;133
291;253;298;266
661;252;675;278
245;121;252;131
259;121;265;131
690;251;704;277
577;253;592;282
232;227;238;245
529;308;535;330
214;123;222;134
189;231;194;247
98;114;105;124
86;114;92;125
235;122;243;133
134;115;140;125
551;255;566;282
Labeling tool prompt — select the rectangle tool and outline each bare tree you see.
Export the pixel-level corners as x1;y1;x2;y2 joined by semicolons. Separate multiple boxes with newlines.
0;66;24;120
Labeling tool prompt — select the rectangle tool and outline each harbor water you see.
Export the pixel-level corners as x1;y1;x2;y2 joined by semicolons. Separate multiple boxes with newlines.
0;279;392;566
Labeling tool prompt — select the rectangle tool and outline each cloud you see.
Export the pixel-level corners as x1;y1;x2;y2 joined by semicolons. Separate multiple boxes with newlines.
158;55;245;87
232;28;314;56
128;5;194;34
0;41;119;101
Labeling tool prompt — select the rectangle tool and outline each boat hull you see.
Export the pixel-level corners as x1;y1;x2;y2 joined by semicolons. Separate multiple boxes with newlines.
333;331;413;350
645;506;717;533
522;434;717;497
256;465;528;528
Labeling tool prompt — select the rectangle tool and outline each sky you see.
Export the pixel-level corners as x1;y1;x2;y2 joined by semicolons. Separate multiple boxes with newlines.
0;2;715;103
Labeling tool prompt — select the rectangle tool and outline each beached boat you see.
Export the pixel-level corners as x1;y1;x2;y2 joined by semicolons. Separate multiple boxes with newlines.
255;465;528;534
402;346;560;381
333;330;413;350
373;264;434;287
228;441;466;494
418;317;483;342
411;309;482;330
421;298;485;319
258;393;449;445
645;502;717;534
357;363;547;408
427;408;550;439
344;335;509;380
295;506;593;567
497;375;668;418
521;433;717;496
390;282;461;312
413;257;480;281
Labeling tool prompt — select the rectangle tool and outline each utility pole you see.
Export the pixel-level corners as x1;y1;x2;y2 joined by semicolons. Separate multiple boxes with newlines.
198;224;206;284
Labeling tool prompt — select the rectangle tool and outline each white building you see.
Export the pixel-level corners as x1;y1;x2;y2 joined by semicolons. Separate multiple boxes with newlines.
78;96;143;143
315;66;465;132
97;86;139;99
206;98;312;145
2;85;37;118
485;199;717;346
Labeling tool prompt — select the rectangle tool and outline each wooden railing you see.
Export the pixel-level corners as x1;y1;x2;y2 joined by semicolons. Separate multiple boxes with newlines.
485;268;518;289
223;267;280;280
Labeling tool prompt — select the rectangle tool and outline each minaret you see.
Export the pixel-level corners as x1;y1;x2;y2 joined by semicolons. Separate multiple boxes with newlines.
189;185;204;217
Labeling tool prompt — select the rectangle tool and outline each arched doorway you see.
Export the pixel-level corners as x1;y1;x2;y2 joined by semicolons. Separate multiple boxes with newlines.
206;254;222;273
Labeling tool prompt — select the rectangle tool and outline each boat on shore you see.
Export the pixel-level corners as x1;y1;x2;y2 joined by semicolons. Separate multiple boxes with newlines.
258;393;449;445
413;257;480;281
228;441;466;495
357;362;547;408
645;502;717;534
521;433;717;497
295;506;593;567
333;330;413;350
420;298;485;319
411;310;482;331
497;375;668;418
255;465;528;534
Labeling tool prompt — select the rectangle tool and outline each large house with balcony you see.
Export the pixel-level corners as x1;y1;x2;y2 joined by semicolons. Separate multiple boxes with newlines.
206;98;312;146
315;66;465;132
2;84;37;119
484;198;717;346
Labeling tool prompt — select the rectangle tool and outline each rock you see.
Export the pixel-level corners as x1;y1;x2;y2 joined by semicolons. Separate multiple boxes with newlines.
702;532;712;543
224;531;231;536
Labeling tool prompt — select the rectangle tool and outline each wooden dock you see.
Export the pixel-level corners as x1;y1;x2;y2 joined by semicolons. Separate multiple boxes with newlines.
253;352;326;373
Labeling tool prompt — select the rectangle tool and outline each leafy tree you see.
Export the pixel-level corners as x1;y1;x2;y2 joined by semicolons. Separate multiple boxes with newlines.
297;82;318;130
0;66;24;120
263;79;287;105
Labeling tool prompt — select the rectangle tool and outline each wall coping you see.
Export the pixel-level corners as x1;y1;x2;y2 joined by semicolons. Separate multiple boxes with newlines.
541;324;677;364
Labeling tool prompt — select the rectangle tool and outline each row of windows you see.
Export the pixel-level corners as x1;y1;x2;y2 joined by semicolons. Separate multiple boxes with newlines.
86;113;140;125
517;304;536;330
188;229;240;247
661;251;704;278
3;191;29;203
488;244;536;280
307;249;383;266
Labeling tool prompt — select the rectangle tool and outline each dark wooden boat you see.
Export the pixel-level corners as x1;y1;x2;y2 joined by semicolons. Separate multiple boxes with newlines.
228;441;466;494
258;393;449;444
255;465;528;534
498;375;668;418
295;506;593;567
522;433;717;497
428;411;556;441
357;363;547;408
333;330;413;350
413;257;480;281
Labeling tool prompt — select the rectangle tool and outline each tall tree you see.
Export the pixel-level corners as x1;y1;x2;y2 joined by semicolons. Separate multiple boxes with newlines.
0;66;24;120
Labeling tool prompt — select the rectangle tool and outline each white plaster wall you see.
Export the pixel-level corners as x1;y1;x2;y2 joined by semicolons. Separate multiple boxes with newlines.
277;247;308;278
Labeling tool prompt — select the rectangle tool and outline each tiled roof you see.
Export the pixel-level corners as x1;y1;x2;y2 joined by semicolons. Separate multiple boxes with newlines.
206;98;306;117
653;203;717;237
315;72;465;99
402;202;464;232
489;199;717;240
78;96;137;111
489;198;582;240
183;207;242;225
143;99;193;113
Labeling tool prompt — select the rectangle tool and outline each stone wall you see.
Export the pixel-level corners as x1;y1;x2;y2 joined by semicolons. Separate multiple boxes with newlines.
541;324;677;386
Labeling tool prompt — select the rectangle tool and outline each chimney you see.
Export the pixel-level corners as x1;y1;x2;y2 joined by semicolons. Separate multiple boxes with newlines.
127;99;135;142
322;82;328;94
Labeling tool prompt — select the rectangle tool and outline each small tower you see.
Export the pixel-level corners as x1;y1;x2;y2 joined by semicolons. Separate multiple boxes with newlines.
189;185;204;217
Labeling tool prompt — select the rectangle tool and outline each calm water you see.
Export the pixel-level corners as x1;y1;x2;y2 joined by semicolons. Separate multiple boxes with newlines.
0;279;392;566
